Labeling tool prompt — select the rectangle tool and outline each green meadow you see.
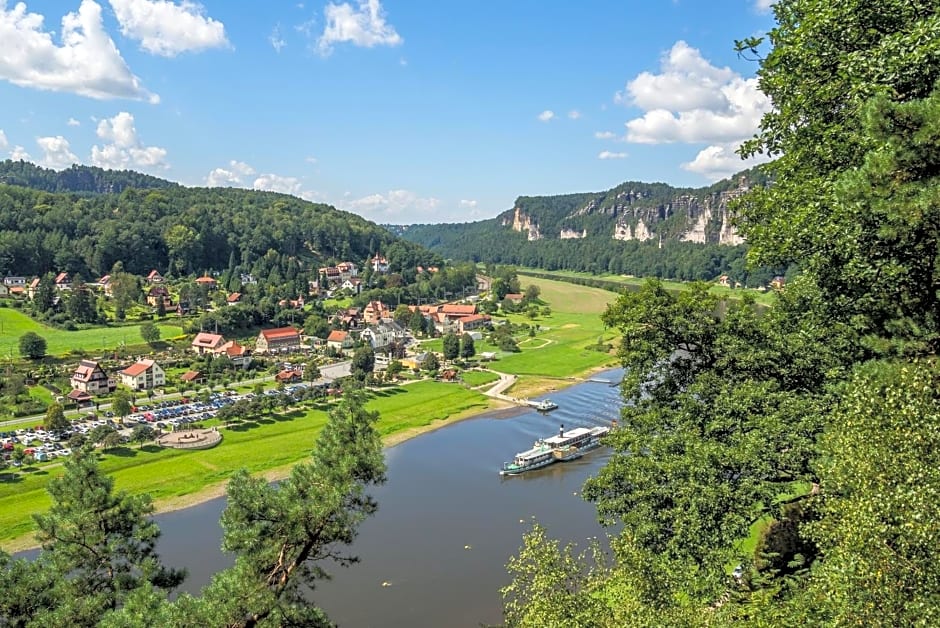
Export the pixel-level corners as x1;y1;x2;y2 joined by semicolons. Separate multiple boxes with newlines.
0;308;183;358
0;381;490;547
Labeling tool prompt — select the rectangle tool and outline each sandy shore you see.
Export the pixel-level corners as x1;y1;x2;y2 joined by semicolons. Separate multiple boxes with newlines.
4;365;619;553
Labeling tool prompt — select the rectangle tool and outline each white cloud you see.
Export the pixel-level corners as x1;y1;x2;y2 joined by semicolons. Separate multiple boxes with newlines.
0;129;7;149
537;110;555;122
91;111;168;170
0;0;158;102
345;189;440;221
458;199;477;209
304;155;318;164
594;131;615;140
109;0;229;57
269;24;286;53
598;150;627;160
754;0;775;12
568;110;581;120
204;160;319;201
619;41;770;146
317;0;402;56
10;145;31;161
36;135;78;169
681;142;771;181
67;117;81;126
206;159;256;186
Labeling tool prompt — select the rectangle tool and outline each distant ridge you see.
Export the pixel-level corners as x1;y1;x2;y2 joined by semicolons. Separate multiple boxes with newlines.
0;160;178;194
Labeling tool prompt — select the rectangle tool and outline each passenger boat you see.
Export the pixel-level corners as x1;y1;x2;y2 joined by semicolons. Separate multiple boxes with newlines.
499;424;610;475
499;441;555;475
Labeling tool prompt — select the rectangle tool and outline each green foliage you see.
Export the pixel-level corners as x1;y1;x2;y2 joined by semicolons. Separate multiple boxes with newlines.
442;332;460;360
459;332;476;359
112;390;132;419
44;402;69;432
18;448;184;624
350;346;375;381
18;331;47;359
139;322;160;344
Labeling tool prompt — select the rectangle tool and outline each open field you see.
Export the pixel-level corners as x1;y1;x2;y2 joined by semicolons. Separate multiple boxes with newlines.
0;381;492;549
460;370;500;387
518;268;778;307
0;309;183;358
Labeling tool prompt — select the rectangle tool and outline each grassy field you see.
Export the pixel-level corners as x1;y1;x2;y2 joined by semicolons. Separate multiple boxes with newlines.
519;268;778;307
460;370;500;387
490;277;620;379
0;381;491;547
0;309;183;358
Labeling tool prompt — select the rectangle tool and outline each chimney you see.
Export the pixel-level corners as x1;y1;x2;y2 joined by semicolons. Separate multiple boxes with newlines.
559;424;564;438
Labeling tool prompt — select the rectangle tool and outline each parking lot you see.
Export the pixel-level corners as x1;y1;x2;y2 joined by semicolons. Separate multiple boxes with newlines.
0;383;319;465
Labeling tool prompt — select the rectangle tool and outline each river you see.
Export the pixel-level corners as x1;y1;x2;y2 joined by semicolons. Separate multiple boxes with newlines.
46;370;625;627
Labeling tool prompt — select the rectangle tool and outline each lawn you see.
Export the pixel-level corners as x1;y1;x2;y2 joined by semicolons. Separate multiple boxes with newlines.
0;309;183;358
460;370;500;387
0;381;492;547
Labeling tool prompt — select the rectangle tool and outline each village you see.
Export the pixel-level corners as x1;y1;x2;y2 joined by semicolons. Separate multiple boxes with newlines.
0;255;545;469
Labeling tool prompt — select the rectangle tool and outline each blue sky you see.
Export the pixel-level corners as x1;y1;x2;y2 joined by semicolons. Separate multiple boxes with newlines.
0;0;776;224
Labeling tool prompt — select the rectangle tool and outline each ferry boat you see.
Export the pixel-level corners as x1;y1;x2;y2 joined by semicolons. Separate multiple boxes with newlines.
499;424;610;475
531;399;558;412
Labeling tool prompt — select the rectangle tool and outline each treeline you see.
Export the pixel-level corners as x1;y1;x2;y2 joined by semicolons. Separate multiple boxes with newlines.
0;180;436;280
0;160;177;194
403;220;785;286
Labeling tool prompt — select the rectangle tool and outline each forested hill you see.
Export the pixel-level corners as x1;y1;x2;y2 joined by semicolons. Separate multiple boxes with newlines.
0;160;178;194
0;176;435;280
395;167;780;284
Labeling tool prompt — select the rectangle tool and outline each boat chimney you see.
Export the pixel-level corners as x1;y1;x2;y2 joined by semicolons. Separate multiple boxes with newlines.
559;424;564;438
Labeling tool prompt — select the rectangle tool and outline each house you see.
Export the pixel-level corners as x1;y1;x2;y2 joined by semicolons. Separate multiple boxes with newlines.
118;359;166;391
326;329;354;352
180;370;205;386
457;314;491;334
308;280;322;297
277;296;305;309
770;276;786;290
195;275;217;290
255;327;302;354
476;275;492;292
370;253;390;273
363;300;390;325
54;272;71;290
3;277;26;287
401;352;430;370
146;269;164;283
717;274;731;288
146;285;171;307
441;303;477;321
8;286;24;298
440;369;459;382
275;369;301;384
226;292;242;305
360;321;407;351
27;277;40;300
239;273;256;285
336;261;358;280
0;284;8;298
70;360;116;395
96;274;113;296
334;307;363;329
318;266;341;285
66;389;93;405
341;278;362;294
192;332;226;355
504;293;525;305
219;340;251;368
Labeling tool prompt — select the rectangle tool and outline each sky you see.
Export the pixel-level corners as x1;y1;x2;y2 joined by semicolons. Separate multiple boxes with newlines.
0;0;777;224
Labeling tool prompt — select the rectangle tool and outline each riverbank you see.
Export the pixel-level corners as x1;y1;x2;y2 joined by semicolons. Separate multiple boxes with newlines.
2;366;612;554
